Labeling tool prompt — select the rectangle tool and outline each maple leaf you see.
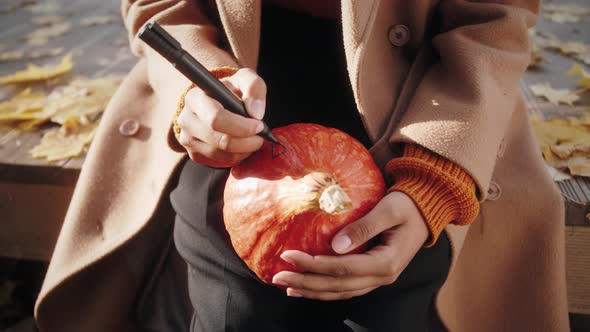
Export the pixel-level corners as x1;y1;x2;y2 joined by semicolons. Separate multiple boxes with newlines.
31;121;97;162
0;53;73;84
529;82;579;106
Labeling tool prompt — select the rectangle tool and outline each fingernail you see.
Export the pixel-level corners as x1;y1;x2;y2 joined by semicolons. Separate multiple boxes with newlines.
249;99;265;120
272;275;288;287
287;289;303;298
332;235;352;254
280;252;296;265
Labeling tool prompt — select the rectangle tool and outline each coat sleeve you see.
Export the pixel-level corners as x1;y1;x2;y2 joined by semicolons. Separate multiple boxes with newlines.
122;0;239;151
390;0;539;198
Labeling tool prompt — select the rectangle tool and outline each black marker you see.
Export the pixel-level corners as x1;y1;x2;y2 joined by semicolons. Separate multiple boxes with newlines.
138;21;282;146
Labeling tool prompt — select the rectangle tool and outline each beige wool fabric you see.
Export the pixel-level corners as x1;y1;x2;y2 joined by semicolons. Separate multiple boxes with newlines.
34;1;569;331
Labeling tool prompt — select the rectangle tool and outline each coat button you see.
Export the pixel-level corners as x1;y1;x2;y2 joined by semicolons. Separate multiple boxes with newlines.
487;181;502;201
119;119;140;137
388;24;410;47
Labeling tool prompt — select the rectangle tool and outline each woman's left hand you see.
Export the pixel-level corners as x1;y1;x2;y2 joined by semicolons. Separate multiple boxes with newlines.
272;191;429;300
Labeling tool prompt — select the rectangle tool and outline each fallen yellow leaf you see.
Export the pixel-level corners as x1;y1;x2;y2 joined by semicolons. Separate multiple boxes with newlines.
568;157;590;177
0;53;73;84
529;82;579;106
568;64;590;88
543;4;590;16
31;121;97;162
544;12;579;23
530;114;590;177
0;88;46;115
0;75;121;130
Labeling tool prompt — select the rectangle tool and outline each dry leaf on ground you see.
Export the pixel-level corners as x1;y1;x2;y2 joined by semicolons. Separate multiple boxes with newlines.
533;29;590;66
0;0;36;14
568;157;590;177
553;41;590;56
0;88;46;117
0;48;63;63
32;15;65;26
530;114;590;177
28;47;64;59
25;2;59;14
26;21;71;46
544;13;580;23
0;51;25;62
0;75;122;130
80;15;117;27
568;64;590;88
49;76;122;124
31;121;97;162
529;82;579;106
0;53;73;84
543;4;590;16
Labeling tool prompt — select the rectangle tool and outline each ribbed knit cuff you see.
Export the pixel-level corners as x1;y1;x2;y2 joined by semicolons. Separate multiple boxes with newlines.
386;144;480;247
173;66;239;144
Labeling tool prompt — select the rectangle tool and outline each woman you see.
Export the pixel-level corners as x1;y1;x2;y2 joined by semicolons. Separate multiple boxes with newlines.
34;1;569;331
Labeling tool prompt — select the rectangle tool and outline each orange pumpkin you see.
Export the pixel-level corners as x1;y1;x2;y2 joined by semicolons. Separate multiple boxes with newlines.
223;123;385;284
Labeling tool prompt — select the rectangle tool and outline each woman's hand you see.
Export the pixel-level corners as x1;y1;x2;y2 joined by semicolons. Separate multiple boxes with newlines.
272;191;429;300
176;68;267;167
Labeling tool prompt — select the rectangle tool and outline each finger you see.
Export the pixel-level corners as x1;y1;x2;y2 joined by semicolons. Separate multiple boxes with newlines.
186;88;264;137
178;110;263;153
272;271;393;293
286;286;379;301
226;68;267;120
332;196;404;254
178;130;250;167
280;250;394;278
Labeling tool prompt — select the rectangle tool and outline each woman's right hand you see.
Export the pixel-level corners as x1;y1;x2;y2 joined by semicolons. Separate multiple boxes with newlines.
176;68;267;168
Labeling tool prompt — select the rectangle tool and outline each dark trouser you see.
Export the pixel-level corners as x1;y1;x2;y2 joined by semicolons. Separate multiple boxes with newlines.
172;165;451;332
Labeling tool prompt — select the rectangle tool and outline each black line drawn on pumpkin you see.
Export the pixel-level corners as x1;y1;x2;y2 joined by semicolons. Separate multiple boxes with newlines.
271;143;288;159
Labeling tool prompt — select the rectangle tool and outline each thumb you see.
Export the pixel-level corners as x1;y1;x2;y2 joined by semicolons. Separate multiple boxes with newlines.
332;202;396;254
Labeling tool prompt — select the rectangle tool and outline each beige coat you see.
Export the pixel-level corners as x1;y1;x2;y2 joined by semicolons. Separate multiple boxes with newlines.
34;0;570;331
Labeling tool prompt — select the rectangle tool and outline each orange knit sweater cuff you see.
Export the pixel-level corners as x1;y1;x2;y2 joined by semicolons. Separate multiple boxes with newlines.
386;144;480;247
173;66;239;144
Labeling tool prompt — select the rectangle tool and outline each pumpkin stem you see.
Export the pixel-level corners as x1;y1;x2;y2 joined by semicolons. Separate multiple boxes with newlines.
318;184;352;214
301;172;352;215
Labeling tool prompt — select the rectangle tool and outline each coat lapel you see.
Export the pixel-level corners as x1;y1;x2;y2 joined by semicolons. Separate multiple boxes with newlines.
341;0;382;141
215;0;261;68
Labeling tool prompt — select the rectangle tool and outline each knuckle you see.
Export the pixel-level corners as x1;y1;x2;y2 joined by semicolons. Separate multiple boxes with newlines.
178;132;192;147
206;108;223;131
184;88;198;103
383;274;397;285
386;263;399;278
244;77;267;98
348;222;373;243
176;111;188;129
216;133;230;151
333;264;353;277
